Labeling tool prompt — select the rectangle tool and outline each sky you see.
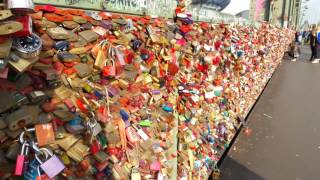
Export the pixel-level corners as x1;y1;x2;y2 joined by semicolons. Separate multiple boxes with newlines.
222;0;250;15
301;0;320;24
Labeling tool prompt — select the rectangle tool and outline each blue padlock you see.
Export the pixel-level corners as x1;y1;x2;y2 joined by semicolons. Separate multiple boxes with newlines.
94;90;103;99
68;116;82;126
119;109;129;121
162;105;173;112
53;41;70;51
24;159;40;180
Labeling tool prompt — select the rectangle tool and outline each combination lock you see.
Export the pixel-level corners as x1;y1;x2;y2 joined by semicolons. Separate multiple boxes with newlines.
13;33;42;60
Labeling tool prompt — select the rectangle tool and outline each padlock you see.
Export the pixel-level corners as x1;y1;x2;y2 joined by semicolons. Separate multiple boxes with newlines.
8;54;32;72
47;27;70;40
79;30;99;43
0;21;23;36
56;135;80;151
131;166;141;180
53;41;70;51
35;148;65;179
13;33;41;60
132;125;149;141
102;60;116;77
63;99;76;112
65;123;85;134
0;10;12;20
5;105;40;131
63;21;79;29
35;123;55;147
27;91;48;104
74;63;92;78
0;38;12;59
94;151;108;163
126;126;140;143
14;141;29;176
66;140;89;162
57;51;81;63
7;0;34;14
73;16;87;24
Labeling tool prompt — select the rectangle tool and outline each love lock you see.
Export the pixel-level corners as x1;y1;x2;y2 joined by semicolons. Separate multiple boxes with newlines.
87;114;102;137
13;33;42;60
35;148;65;179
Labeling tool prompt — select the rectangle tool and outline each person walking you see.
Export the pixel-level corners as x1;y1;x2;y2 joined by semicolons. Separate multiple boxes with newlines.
310;26;319;63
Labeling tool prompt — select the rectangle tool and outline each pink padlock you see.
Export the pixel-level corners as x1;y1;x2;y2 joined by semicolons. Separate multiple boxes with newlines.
35;148;65;179
14;142;28;176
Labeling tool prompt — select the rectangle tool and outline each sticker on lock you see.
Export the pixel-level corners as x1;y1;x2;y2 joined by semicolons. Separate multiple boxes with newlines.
35;123;55;147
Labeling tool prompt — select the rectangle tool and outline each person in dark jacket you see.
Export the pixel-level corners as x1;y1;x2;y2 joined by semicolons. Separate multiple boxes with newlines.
310;26;318;62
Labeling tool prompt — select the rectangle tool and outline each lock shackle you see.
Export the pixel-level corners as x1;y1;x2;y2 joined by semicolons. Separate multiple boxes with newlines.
19;128;35;144
87;116;98;130
20;141;29;155
35;148;53;164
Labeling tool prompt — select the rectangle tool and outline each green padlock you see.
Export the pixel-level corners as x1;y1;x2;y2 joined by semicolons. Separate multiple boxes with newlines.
139;119;152;127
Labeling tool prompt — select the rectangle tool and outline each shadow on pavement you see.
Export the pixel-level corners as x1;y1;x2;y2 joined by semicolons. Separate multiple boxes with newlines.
221;156;266;180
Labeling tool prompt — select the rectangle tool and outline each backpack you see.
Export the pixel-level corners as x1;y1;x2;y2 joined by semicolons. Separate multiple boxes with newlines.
317;32;320;44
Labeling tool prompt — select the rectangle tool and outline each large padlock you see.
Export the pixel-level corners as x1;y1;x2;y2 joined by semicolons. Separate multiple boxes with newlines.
7;0;34;14
35;148;65;179
5;105;40;131
74;63;92;78
78;30;99;43
14;141;29;176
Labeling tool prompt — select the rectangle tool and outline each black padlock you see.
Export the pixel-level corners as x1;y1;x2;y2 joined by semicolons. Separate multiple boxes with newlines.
46;79;62;89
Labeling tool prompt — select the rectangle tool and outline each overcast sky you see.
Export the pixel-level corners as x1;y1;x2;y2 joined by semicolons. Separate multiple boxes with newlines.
222;0;250;15
302;0;320;24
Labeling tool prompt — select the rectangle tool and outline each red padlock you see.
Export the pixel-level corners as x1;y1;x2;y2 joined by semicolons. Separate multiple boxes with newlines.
90;140;101;154
12;16;32;37
102;60;116;77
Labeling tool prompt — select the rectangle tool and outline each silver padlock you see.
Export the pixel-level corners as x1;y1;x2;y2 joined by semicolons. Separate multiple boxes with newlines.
7;0;34;14
35;148;66;179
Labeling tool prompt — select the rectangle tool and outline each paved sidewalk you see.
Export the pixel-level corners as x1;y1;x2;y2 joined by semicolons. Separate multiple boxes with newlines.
221;46;320;180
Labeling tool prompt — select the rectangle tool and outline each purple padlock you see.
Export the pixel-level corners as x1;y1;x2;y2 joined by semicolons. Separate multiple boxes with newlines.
35;148;65;179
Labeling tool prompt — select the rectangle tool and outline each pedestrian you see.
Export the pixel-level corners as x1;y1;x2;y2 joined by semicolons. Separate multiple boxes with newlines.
288;40;301;61
310;26;319;63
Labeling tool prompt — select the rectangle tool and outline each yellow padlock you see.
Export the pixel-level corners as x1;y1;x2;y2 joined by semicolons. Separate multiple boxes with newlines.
69;47;87;54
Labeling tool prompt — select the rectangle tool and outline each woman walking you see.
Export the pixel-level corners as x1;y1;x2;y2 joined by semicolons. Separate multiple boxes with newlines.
310;26;319;63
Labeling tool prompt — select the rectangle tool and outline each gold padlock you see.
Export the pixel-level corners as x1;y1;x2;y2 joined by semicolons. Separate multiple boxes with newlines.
56;134;80;151
0;10;12;20
66;140;89;162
